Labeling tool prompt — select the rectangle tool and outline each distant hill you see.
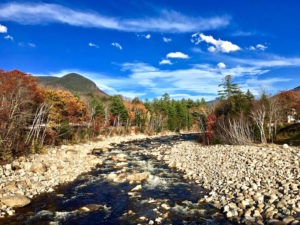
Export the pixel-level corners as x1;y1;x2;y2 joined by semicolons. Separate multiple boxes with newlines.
37;73;109;98
292;86;300;95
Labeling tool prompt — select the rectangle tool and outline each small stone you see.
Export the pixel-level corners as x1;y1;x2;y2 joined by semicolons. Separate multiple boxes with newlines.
282;144;289;149
131;185;142;192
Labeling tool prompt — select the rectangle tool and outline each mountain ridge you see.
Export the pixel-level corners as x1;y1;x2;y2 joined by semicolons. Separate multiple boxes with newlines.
37;73;109;98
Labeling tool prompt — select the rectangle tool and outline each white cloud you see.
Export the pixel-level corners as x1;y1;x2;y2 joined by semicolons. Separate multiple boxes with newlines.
111;42;122;50
0;3;229;33
137;33;151;39
159;59;172;65
191;33;241;53
162;37;172;43
88;42;99;48
28;42;36;48
4;34;13;41
256;44;267;51
31;58;293;101
208;46;216;52
249;44;267;51
217;62;226;69
166;51;189;59
0;23;7;33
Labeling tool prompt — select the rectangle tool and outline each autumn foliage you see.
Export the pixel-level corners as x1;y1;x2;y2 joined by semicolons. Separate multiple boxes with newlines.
0;70;44;161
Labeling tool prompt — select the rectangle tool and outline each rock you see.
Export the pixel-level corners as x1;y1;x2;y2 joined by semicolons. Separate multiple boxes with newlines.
226;209;238;218
127;172;149;183
283;216;295;224
131;185;142;192
92;147;109;154
79;204;101;212
11;161;21;170
161;203;170;210
30;162;47;173
0;194;31;208
112;153;127;162
267;219;287;225
282;144;289;149
169;161;176;168
65;149;78;157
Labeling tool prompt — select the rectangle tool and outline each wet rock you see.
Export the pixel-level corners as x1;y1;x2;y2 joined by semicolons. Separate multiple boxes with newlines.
79;204;102;212
0;194;31;208
127;172;149;183
131;185;142;192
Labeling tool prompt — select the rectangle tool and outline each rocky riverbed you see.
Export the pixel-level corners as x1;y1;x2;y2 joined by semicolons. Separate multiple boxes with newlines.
0;133;173;218
0;134;230;225
147;141;300;224
1;134;299;225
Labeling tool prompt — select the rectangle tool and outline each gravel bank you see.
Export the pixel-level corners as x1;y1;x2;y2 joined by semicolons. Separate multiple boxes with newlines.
0;133;173;217
149;141;300;224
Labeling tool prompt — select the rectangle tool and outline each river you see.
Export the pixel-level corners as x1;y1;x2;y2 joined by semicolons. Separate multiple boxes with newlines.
0;134;233;225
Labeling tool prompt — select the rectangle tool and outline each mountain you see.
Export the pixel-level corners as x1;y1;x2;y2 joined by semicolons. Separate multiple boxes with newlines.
293;86;300;95
37;73;109;98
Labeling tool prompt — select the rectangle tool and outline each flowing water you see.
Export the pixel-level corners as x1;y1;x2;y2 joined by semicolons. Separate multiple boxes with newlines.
0;134;233;225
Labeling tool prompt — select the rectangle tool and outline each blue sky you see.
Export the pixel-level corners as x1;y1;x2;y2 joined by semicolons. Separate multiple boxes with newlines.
0;0;299;100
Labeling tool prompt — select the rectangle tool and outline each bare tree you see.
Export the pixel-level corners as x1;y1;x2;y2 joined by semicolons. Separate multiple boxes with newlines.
251;104;267;144
267;97;282;142
217;116;254;145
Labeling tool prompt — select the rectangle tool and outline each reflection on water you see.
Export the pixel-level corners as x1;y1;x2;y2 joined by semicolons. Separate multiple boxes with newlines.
0;134;233;225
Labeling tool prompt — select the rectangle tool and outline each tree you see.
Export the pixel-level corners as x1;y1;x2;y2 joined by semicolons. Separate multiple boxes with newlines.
218;75;241;100
251;102;267;144
110;95;128;127
0;70;44;161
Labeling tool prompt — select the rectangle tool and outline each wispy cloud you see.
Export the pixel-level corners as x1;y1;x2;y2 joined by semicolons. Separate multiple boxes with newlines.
191;33;241;53
249;44;267;51
111;42;122;50
159;59;172;65
88;42;99;48
32;59;293;101
162;37;172;43
28;42;36;48
4;34;13;41
0;23;7;33
0;3;229;33
19;42;36;48
166;52;189;59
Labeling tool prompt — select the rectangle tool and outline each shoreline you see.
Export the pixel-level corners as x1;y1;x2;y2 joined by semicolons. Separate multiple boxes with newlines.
0;132;176;217
147;141;300;224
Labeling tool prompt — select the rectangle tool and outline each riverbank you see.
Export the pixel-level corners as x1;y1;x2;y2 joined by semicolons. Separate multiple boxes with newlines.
0;132;175;217
148;141;300;224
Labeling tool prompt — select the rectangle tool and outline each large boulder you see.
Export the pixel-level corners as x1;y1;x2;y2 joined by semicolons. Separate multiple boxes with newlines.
30;162;47;173
0;194;31;208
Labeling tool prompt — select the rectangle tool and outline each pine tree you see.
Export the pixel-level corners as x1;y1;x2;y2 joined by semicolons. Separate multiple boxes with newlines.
218;75;241;100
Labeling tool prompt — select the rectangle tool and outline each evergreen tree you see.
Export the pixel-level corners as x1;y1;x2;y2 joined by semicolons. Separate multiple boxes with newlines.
218;75;241;100
110;95;128;122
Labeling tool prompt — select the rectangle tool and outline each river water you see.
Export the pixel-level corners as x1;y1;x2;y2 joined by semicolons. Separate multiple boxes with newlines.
1;134;233;225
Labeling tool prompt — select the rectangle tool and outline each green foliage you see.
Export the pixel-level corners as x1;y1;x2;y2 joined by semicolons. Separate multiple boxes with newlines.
110;95;128;121
89;94;105;118
218;75;241;100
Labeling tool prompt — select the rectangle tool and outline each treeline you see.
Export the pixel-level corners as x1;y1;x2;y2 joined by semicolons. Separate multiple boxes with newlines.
199;75;300;145
0;70;205;162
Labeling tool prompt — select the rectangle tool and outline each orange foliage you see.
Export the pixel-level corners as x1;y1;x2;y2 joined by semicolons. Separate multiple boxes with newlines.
124;101;147;121
45;89;89;125
0;70;44;122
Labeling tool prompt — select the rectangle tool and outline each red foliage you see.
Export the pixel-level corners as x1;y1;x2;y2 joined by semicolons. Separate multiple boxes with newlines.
205;113;216;144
